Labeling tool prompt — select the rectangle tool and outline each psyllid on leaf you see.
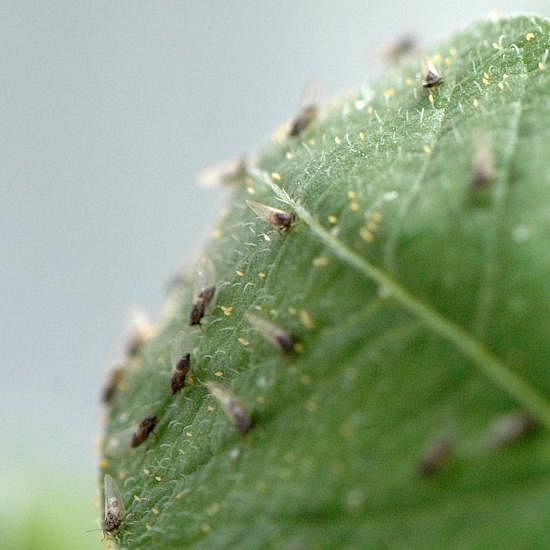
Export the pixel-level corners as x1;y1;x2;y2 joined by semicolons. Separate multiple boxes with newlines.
289;80;321;137
422;59;443;88
189;256;217;326
471;132;496;190
485;411;538;450
418;435;454;477
245;313;297;354
103;474;125;535
246;200;296;231
131;415;158;448
125;308;155;357
205;382;253;435
102;364;125;404
383;34;417;63
170;330;196;394
195;156;251;188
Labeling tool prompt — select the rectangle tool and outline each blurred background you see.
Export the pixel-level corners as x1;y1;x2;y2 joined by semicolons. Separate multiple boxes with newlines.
1;1;547;547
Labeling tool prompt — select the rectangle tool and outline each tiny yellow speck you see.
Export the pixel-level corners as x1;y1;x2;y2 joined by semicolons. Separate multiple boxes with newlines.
483;78;490;86
347;190;357;199
428;93;434;106
308;138;316;146
146;524;153;531
360;227;374;242
288;306;297;315
350;202;360;212
299;309;315;329
152;508;160;515
383;88;395;98
238;337;250;346
498;82;504;90
212;229;223;239
207;405;214;412
221;305;233;316
371;211;383;223
186;432;192;437
358;131;365;140
256;395;266;404
271;172;282;181
432;53;442;63
328;215;338;224
473;98;479;108
405;77;414;86
423;145;432;154
214;371;224;377
285;152;293;160
539;62;545;71
334;136;342;144
483;72;491;80
366;220;378;231
99;458;109;469
450;47;458;56
236;270;245;277
502;73;509;79
246;186;255;194
444;57;452;66
313;256;329;267
492;42;500;50
258;272;267;278
143;468;150;475
294;342;305;353
134;495;142;502
367;106;373;115
118;470;127;480
154;476;162;482
526;32;535;41
263;233;271;242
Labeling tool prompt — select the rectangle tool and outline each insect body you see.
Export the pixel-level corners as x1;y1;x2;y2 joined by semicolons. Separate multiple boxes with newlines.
245;313;297;354
206;382;253;435
103;474;125;535
131;415;157;448
471;133;496;190
171;353;191;394
418;436;454;477
422;60;443;88
289;80;321;137
102;365;124;404
246;200;296;231
189;257;216;326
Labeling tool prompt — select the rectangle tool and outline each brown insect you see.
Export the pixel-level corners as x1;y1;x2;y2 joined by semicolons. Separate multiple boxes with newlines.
195;156;250;188
125;309;154;357
246;200;296;231
418;436;454;477
189;257;216;326
103;474;125;535
102;365;124;404
131;415;157;448
486;411;537;450
289;80;321;137
245;313;297;354
171;353;191;395
471;133;496;190
206;382;253;435
383;34;417;63
422;60;443;88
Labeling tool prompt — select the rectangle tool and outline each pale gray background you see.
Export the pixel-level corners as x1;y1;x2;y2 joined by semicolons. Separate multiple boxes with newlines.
0;0;546;531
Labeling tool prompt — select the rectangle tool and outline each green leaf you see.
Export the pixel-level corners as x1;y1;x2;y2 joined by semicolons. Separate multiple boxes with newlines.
102;15;550;549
